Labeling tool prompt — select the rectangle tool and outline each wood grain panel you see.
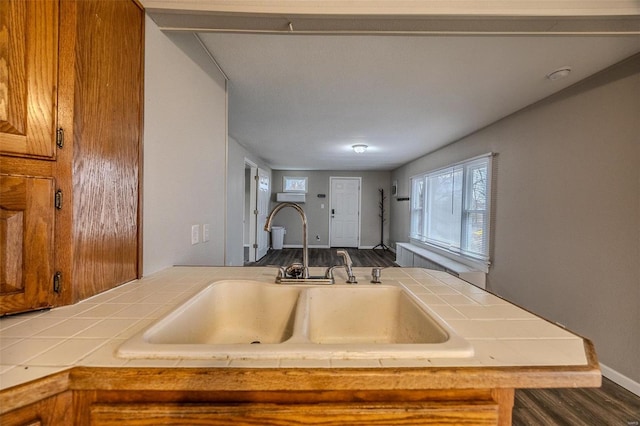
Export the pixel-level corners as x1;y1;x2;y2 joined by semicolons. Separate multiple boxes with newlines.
69;357;601;393
0;0;58;158
0;155;54;178
1;369;634;426
0;391;71;426
0;208;23;292
0;174;54;314
89;402;499;425
68;0;143;301
0;370;70;415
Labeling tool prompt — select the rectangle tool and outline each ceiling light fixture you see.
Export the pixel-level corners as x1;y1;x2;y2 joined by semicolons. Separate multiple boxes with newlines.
546;66;572;81
352;144;368;154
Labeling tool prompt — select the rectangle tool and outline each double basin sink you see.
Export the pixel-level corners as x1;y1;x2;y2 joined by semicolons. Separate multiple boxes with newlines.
118;280;473;360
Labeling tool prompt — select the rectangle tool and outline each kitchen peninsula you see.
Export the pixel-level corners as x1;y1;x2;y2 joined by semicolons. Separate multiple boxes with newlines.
0;267;600;425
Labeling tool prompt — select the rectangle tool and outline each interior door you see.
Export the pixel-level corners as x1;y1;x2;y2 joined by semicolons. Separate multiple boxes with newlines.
255;168;270;260
246;165;257;262
329;177;361;248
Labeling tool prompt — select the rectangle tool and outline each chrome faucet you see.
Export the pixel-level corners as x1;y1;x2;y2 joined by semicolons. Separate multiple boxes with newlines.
264;202;309;279
336;249;357;283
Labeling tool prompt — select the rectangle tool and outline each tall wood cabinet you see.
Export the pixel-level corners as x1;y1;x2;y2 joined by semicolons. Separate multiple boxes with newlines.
0;0;143;315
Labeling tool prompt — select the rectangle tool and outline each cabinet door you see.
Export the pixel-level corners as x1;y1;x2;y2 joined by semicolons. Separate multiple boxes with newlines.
65;0;143;301
0;0;58;158
0;391;72;426
1;175;54;315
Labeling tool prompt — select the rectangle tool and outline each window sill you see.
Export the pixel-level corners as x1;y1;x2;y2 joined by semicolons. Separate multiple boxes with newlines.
396;242;487;289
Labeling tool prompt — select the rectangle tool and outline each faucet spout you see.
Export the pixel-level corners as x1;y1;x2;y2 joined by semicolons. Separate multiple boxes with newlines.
336;249;357;283
264;202;309;279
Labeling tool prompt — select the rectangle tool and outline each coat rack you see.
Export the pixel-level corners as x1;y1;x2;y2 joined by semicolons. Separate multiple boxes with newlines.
373;188;390;251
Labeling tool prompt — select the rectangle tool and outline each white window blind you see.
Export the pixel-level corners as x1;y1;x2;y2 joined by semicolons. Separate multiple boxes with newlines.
410;154;492;264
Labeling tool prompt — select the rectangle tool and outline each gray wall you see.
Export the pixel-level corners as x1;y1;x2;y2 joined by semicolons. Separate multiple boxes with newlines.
270;170;391;248
226;136;272;266
143;17;227;274
390;55;640;384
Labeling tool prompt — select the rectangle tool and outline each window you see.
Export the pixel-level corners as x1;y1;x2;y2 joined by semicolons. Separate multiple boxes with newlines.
283;176;307;193
410;154;492;264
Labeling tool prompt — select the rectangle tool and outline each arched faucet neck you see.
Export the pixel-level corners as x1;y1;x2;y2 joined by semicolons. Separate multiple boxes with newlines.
264;202;309;279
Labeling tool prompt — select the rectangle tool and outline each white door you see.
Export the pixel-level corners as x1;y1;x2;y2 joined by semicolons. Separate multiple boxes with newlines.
255;168;270;260
246;165;258;262
329;177;361;248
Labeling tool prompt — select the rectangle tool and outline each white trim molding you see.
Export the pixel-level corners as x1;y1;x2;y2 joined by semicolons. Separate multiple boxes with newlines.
600;363;640;397
141;1;640;17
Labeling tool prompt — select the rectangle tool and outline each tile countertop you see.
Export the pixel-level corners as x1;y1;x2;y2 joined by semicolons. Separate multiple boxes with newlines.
0;266;591;391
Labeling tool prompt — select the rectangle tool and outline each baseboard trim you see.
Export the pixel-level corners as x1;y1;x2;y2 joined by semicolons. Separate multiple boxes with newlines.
282;244;330;249
281;244;396;251
600;363;640;397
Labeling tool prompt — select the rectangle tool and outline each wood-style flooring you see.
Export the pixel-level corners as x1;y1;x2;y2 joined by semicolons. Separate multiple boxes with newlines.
514;378;640;425
248;248;640;425
246;247;398;268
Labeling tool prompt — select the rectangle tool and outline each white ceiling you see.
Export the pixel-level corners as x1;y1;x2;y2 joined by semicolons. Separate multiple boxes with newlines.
197;32;639;170
143;3;640;170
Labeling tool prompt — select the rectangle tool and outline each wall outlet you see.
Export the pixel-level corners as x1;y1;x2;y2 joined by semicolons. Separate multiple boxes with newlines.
191;224;200;245
202;224;210;242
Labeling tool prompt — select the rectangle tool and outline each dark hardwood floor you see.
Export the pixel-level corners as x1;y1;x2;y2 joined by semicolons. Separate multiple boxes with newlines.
247;248;640;425
514;378;640;426
246;247;398;268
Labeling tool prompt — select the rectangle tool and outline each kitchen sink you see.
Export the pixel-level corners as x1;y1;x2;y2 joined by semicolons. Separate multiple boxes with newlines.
303;286;448;344
144;281;301;345
118;280;473;360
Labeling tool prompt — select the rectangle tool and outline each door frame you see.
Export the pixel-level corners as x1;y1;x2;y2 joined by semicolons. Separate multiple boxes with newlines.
328;176;362;248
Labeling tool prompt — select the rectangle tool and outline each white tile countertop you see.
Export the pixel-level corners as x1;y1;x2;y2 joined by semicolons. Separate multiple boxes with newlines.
0;267;590;391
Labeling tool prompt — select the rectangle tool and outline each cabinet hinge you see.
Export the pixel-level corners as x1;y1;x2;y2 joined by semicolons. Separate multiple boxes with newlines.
53;272;62;293
54;190;63;209
253;243;258;249
254;209;259;215
56;128;64;148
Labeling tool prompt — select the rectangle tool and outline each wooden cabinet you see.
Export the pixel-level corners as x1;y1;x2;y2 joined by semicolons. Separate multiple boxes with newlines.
0;391;72;426
66;368;514;425
55;0;143;305
1;373;508;426
87;401;499;425
0;0;59;159
0;341;602;426
0;0;143;315
0;175;55;314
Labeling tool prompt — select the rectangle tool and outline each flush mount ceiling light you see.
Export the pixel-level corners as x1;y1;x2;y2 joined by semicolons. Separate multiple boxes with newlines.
546;66;572;81
352;144;368;154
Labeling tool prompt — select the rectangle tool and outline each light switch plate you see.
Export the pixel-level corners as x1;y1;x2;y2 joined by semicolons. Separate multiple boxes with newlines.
191;224;200;245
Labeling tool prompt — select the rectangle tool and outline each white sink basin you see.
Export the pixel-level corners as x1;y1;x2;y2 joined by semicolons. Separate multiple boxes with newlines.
118;280;473;360
144;281;300;345
304;286;448;344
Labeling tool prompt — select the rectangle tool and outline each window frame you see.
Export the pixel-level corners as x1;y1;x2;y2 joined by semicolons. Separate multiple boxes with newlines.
282;176;308;193
409;153;492;270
